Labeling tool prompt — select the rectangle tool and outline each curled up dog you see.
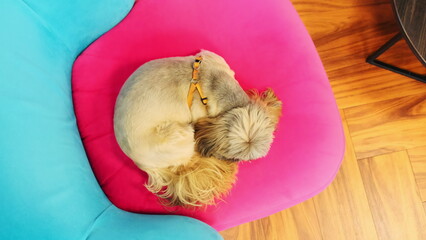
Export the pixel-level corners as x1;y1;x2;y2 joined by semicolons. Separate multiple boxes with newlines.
114;50;282;207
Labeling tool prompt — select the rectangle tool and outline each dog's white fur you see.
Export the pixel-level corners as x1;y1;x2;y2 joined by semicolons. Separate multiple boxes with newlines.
114;50;282;206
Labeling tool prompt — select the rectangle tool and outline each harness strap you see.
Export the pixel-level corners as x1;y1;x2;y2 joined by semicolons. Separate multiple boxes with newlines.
187;56;208;108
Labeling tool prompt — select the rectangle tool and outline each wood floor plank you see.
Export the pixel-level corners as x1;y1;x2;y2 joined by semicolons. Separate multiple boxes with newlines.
344;93;426;159
276;199;322;240
220;199;322;240
328;56;426;109
312;111;378;240
408;146;426;202
424;202;426;216
358;151;426;240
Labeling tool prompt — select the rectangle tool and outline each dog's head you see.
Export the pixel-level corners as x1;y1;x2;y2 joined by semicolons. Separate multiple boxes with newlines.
194;89;282;161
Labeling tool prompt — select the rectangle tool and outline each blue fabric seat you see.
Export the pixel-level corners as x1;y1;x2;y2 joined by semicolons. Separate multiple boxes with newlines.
0;0;221;239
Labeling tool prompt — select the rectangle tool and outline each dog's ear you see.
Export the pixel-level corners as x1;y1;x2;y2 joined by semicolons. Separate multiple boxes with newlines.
247;88;282;126
261;88;282;127
194;117;228;159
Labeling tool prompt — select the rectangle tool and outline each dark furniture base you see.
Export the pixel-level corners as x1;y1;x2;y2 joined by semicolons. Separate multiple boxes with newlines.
366;33;426;83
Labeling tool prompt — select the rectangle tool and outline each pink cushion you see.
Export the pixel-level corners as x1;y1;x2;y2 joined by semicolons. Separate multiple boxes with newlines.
72;0;344;231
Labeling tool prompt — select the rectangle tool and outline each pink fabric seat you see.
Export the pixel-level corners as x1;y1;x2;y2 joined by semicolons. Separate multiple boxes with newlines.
72;0;344;231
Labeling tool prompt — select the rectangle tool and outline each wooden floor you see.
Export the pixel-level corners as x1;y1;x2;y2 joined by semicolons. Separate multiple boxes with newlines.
221;0;426;239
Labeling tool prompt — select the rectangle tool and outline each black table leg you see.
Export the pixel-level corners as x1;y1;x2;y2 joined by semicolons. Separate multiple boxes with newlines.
366;33;426;83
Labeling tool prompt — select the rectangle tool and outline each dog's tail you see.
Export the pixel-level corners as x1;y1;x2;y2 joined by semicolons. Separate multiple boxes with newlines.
144;154;238;207
194;89;282;161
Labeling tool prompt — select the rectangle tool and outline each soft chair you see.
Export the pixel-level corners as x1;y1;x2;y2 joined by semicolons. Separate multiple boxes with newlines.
73;0;345;231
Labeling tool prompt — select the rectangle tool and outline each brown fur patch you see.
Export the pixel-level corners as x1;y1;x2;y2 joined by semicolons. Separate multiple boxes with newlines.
248;88;282;127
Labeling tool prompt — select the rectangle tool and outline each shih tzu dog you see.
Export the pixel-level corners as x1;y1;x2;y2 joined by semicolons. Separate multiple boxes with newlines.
114;50;282;207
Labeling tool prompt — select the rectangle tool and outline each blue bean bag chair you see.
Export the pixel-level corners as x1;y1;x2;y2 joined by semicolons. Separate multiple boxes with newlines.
0;0;221;239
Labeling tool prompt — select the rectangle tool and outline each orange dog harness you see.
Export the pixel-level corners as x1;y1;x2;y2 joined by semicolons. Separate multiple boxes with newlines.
187;56;208;108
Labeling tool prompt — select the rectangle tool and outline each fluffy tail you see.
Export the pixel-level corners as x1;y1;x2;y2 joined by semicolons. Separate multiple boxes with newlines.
144;153;238;207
